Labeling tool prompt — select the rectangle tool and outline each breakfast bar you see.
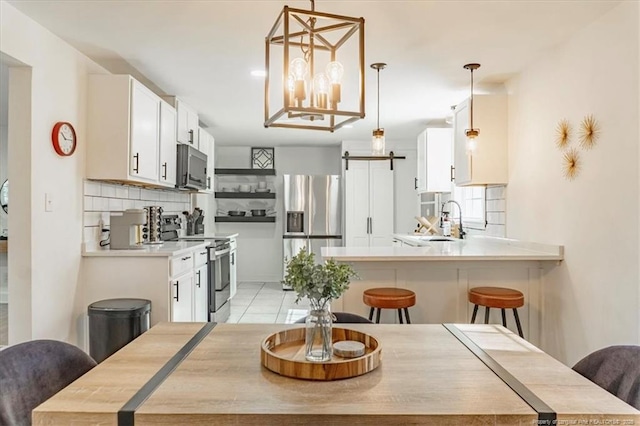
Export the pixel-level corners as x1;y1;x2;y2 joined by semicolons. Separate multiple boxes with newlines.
32;322;639;425
323;236;564;346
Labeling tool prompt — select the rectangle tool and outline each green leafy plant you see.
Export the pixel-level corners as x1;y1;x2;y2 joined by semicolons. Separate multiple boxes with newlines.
283;248;358;310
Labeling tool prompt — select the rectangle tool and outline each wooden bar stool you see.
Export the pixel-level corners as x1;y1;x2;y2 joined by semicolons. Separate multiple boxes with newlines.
468;287;524;337
363;287;416;324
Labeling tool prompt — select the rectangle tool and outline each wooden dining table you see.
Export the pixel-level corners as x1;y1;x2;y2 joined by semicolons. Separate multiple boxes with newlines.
33;322;640;425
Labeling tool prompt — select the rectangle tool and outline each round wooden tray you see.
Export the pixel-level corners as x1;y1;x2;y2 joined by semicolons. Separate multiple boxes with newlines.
260;327;381;381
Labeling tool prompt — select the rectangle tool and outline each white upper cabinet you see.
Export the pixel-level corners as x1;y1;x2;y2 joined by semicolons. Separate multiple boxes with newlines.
416;128;452;193
453;94;508;186
174;98;199;148
158;100;177;187
197;127;215;193
87;75;161;185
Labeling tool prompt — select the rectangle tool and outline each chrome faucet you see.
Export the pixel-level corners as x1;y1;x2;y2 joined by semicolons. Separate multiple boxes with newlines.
441;200;465;239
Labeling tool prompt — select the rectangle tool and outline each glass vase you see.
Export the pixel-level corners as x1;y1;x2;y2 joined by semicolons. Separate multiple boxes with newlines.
305;301;333;362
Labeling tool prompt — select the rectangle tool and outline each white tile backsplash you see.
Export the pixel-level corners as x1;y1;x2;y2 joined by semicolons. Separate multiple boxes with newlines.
83;180;191;248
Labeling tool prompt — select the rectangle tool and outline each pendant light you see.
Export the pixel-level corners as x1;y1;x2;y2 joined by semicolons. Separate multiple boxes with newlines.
371;62;387;156
463;63;481;152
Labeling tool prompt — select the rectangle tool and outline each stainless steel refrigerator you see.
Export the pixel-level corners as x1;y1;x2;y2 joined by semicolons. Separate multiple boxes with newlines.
282;174;342;289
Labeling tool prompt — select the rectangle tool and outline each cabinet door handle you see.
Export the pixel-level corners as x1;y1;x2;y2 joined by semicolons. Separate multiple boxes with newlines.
207;176;211;189
196;270;201;288
450;165;455;182
369;217;373;235
181;255;192;261
174;281;179;302
162;162;167;180
200;251;207;256
414;177;418;190
188;129;194;144
231;252;235;265
133;153;139;174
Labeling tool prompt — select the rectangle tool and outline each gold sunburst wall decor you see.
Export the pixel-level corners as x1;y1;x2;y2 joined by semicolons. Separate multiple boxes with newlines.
555;119;571;149
579;114;600;149
563;147;581;181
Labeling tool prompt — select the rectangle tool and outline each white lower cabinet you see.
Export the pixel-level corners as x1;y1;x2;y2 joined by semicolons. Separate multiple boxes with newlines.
345;161;394;247
193;248;209;322
170;270;194;322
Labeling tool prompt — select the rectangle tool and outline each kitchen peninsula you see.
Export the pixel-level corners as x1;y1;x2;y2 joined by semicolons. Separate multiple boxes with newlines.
323;236;564;346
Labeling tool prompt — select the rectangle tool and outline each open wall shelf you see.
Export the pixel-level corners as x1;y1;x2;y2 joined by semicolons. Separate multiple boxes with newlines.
215;169;276;176
215;192;276;199
215;216;276;223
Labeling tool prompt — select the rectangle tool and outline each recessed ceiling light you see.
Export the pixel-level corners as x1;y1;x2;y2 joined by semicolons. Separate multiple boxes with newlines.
251;70;267;77
343;125;353;129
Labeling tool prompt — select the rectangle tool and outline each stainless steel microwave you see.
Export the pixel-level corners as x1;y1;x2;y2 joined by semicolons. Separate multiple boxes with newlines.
176;144;208;190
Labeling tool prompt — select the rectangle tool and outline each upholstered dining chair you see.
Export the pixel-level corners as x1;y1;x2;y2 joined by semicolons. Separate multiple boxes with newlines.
0;339;97;425
295;311;374;324
572;345;640;410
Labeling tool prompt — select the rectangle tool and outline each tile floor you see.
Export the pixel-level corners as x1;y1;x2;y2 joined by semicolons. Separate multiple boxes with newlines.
226;281;311;324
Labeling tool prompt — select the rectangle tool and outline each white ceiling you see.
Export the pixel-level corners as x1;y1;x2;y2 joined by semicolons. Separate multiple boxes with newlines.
8;0;620;146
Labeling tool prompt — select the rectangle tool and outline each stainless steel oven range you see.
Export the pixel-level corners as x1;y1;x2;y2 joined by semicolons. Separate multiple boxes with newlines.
209;240;231;322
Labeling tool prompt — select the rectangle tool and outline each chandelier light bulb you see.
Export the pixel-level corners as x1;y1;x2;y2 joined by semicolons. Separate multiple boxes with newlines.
326;61;344;84
290;58;308;104
290;58;308;80
313;73;329;109
326;61;344;109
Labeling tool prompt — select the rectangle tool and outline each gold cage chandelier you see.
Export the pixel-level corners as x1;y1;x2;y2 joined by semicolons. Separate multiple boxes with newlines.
264;0;365;132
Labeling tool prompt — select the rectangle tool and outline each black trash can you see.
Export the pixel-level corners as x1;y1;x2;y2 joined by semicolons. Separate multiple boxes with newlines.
88;298;151;363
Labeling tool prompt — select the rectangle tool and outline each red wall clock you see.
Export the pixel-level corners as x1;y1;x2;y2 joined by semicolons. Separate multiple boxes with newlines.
51;121;77;156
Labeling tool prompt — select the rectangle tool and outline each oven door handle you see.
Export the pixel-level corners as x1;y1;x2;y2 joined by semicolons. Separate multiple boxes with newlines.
214;247;231;257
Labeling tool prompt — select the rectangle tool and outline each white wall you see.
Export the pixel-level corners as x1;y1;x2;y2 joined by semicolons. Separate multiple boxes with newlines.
0;1;107;345
212;145;342;282
506;1;639;365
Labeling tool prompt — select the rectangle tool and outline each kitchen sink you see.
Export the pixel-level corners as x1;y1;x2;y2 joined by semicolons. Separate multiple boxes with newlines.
418;237;457;242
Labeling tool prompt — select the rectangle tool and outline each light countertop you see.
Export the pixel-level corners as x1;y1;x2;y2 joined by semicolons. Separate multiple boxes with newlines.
322;236;564;262
83;241;210;257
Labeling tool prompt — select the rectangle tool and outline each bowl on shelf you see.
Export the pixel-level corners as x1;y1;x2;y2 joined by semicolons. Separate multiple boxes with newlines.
228;210;246;217
255;188;271;193
251;209;266;217
238;184;251;193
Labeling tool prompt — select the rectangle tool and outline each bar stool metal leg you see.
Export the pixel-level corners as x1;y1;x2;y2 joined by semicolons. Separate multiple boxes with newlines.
375;308;381;324
513;308;524;338
484;307;490;324
397;309;404;324
403;308;411;324
501;309;507;327
368;307;374;321
471;305;479;323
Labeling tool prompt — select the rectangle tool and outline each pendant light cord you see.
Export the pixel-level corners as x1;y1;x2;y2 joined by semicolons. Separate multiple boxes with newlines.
469;67;474;130
376;67;380;129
